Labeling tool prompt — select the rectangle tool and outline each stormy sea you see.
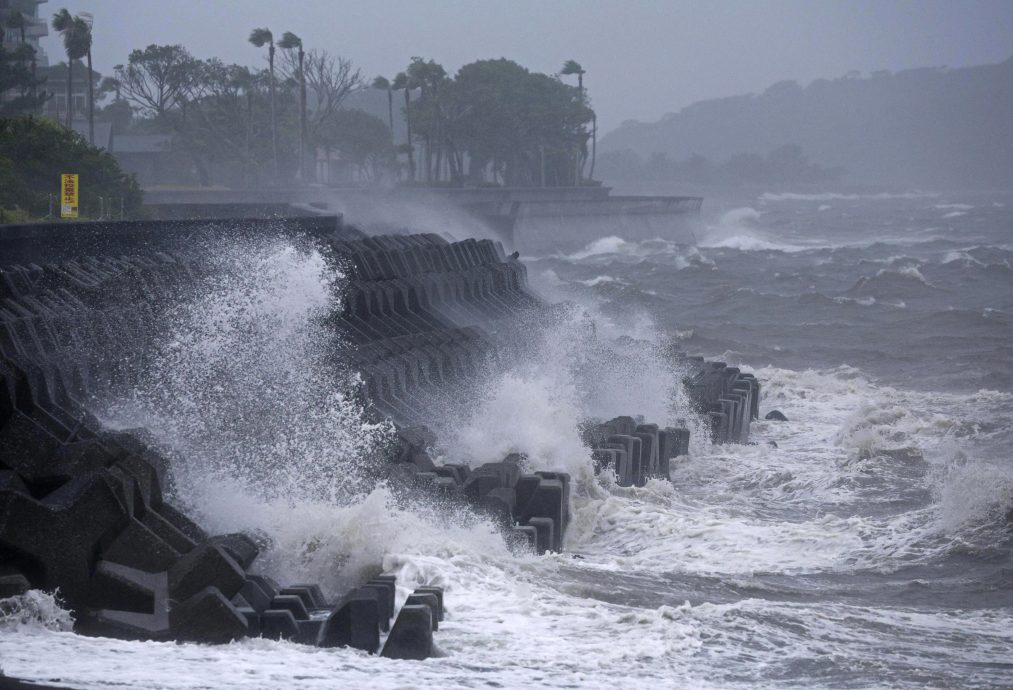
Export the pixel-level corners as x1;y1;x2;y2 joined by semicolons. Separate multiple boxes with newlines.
2;190;1011;689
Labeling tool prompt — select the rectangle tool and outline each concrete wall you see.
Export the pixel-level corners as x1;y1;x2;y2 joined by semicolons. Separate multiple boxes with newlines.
0;215;346;265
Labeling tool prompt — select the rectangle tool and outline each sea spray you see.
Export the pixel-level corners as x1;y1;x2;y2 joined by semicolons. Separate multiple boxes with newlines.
92;234;410;591
101;236;393;500
430;301;705;482
0;591;75;632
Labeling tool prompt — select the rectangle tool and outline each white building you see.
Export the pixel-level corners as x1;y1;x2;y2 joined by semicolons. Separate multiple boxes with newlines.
0;0;49;67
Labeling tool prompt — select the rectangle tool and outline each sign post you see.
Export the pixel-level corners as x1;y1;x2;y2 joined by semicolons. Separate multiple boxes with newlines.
60;173;79;219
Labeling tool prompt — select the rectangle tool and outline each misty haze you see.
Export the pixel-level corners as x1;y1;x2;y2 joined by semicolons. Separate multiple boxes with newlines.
0;1;1011;688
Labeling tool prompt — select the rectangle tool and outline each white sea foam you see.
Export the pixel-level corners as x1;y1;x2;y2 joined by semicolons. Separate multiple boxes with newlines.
431;304;700;494
0;591;74;632
96;237;398;588
880;264;929;283
5;360;1012;689
578;275;622;287
563;234;633;260
941;250;985;266
698;207;808;252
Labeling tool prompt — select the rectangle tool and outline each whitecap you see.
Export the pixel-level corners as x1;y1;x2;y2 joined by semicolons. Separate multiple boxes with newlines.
760;191;936;202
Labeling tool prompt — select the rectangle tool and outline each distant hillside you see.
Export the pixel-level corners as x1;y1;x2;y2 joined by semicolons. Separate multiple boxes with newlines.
599;56;1013;189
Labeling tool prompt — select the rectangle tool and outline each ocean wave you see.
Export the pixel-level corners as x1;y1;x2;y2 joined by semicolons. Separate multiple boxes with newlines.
579;275;625;287
846;265;936;298
941;250;986;266
699;233;802;252
699;207;809;252
564;234;636;260
554;235;716;271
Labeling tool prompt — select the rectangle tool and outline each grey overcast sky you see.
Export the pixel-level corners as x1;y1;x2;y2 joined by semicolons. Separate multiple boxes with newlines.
42;0;1013;133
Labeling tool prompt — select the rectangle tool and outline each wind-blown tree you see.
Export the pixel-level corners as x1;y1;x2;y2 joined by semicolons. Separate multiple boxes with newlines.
183;59;281;186
560;59;589;182
278;31;306;180
405;57;447;182
372;76;394;136
114;45;198;118
316;109;395;183
114;45;236;185
51;9;91;129
96;74;131;132
81;13;95;145
560;59;584;94
451;58;592;186
391;71;415;181
248;27;278;179
280;48;362;179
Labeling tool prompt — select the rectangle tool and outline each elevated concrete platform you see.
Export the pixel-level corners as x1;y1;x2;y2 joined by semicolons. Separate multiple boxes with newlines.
140;186;702;254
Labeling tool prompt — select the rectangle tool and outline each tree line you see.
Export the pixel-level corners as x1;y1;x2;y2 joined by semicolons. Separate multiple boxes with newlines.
373;57;595;187
3;8;599;189
105;40;596;187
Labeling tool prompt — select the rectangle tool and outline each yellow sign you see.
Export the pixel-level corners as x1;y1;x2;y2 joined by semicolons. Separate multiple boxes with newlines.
61;173;79;219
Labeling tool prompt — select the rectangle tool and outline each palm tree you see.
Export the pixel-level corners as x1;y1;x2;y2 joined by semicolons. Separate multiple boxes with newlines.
561;59;585;94
248;27;278;181
52;9;90;130
392;71;414;182
278;31;306;181
372;76;394;137
78;13;95;145
561;59;587;185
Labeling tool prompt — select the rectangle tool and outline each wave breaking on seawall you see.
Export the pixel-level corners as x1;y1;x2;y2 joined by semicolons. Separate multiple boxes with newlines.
0;215;757;666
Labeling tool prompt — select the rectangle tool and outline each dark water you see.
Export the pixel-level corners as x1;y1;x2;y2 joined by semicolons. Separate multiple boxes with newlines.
520;190;1013;688
535;191;1013;393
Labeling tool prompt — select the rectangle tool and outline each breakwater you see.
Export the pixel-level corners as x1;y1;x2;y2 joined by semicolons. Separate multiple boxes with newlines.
0;216;755;656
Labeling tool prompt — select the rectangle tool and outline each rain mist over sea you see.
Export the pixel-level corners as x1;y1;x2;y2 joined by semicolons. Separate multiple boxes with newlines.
2;189;1011;689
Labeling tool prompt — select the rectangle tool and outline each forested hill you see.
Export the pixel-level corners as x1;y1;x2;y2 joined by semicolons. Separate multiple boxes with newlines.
599;56;1013;189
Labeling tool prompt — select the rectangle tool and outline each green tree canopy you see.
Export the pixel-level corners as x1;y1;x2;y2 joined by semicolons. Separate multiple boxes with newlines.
317;109;394;182
114;44;199;118
448;58;593;186
0;116;142;216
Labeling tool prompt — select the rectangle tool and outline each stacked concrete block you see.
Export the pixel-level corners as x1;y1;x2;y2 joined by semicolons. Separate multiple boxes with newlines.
584;416;691;486
0;356;445;650
389;428;570;555
674;354;760;444
325;233;541;429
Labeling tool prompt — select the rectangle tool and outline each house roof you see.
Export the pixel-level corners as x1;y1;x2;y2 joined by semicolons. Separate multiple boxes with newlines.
70;120;113;150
